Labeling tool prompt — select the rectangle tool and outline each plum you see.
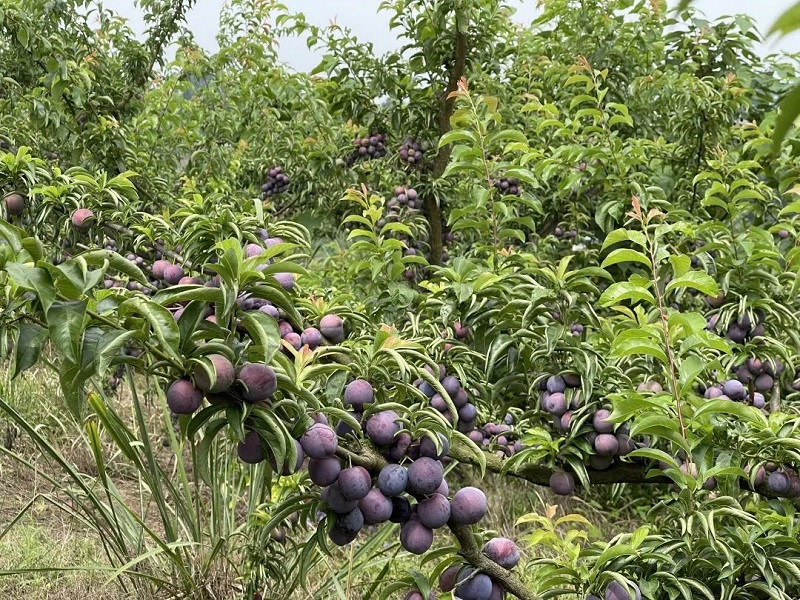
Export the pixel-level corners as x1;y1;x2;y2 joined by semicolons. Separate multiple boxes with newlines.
386;431;412;462
449;486;487;524
589;455;614;470
308;456;341;486
543;392;568;416
163;264;185;285
3;193;24;216
767;471;791;496
455;568;492;600
358;488;393;524
320;314;345;343
273;272;295;291
592;409;614;433
454;388;469;408
417;493;451;528
71;208;95;230
606;581;641;600
365;410;401;446
546;375;566;393
166;378;203;414
344;379;374;410
237;363;277;402
722;379;746;401
549;471;575;496
328;524;358;546
300;423;338;459
390;496;412;523
483;537;520;569
301;327;323;350
337;466;372;500
335;507;364;535
322;483;359;514
594;433;620;456
434;478;449;497
442;375;461;396
259;303;280;318
425;363;447;381
439;564;460;592
378;464;408;497
283;332;302;351
193;354;235;393
400;520;433;554
419;433;449;460
244;243;263;258
430;394;447;412
237;431;264;464
754;373;773;392
407;457;444;496
458;403;478;422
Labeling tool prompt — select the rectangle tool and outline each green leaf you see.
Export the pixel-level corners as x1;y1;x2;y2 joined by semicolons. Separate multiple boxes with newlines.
665;271;719;297
772;83;800;153
80;249;149;285
240;311;281;364
119;296;182;362
598;282;655;307
46;300;87;364
601;229;647;251
13;322;48;377
768;2;800;38
601;248;651;269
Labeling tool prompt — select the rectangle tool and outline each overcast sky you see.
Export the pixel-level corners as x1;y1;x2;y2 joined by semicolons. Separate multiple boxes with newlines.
101;1;800;72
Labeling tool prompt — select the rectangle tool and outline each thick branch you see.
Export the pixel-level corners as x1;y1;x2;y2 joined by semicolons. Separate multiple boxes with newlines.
449;524;538;600
426;27;468;266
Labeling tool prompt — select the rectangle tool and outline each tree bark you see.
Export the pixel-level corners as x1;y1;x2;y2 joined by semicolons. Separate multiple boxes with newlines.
426;27;468;266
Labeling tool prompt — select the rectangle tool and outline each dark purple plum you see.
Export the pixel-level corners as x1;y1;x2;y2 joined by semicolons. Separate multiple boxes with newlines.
273;272;295;291
322;483;359;514
419;433;449;459
407;457;444;496
767;471;791;496
378;464;408;497
237;431;264;464
283;332;302;350
301;327;323;349
386;431;412;462
193;354;235;393
166;379;203;414
390;496;412;523
308;457;341;486
337;466;372;500
3;193;25;216
320;315;345;343
442;375;460;396
594;433;620;456
449;486;487;524
592;409;614;433
546;375;566;393
440;565;460;592
358;488;393;524
365;410;402;446
549;471;575;496
605;581;642;600
328;525;358;546
455;568;492;600
417;493;451;528
400;520;433;554
299;423;338;459
344;379;374;409
723;379;746;401
237;363;277;402
163;264;185;285
335;507;364;535
458;403;477;422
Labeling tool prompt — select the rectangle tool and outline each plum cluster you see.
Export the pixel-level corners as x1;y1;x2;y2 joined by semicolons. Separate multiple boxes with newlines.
586;580;642;600
703;358;784;412
399;137;427;168
747;462;800;498
467;416;523;459
305;380;490;552
492;177;522;197
261;166;289;198
277;313;344;352
414;365;478;435
435;538;520;599
553;227;578;239
570;323;584;337
345;132;387;166
706;307;766;343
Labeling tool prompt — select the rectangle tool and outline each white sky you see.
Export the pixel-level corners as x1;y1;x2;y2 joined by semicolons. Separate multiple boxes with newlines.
100;0;800;72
